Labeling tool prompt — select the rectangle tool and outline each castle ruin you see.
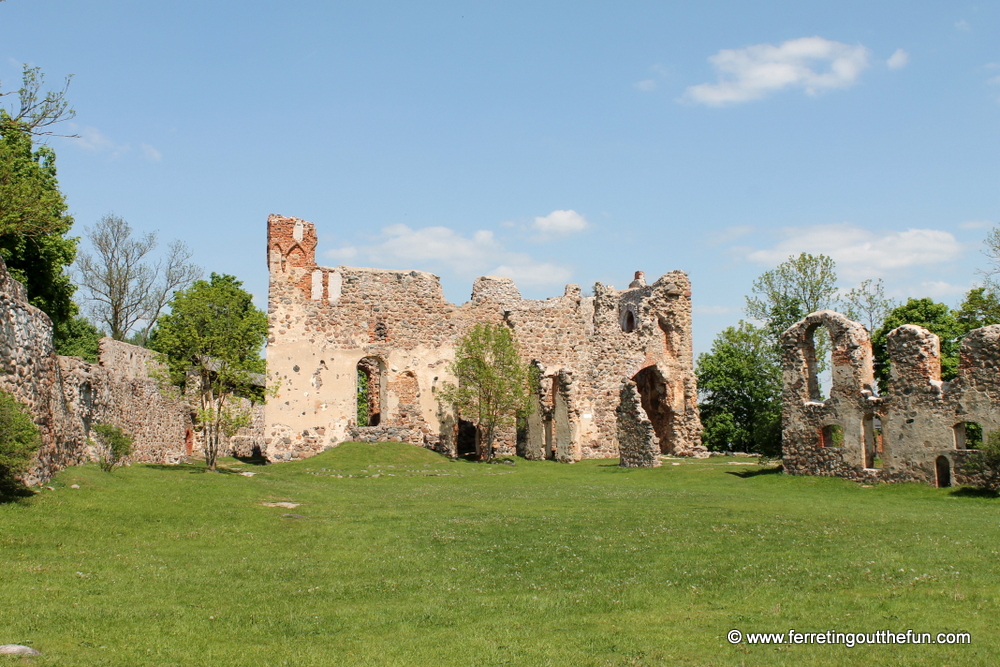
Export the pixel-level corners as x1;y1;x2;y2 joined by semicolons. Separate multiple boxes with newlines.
782;310;1000;487
264;214;704;462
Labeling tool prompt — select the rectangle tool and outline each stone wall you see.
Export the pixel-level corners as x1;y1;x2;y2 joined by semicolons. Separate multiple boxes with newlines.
0;256;192;483
265;214;704;462
781;310;1000;487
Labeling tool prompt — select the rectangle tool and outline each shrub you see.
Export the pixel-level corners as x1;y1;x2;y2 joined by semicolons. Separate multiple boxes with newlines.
962;430;1000;491
0;389;41;479
91;423;134;472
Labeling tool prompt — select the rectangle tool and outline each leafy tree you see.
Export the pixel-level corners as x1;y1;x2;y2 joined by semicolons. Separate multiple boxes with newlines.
0;67;79;352
0;389;41;481
76;213;201;343
151;273;267;471
438;322;533;462
91;423;134;472
57;315;102;362
745;252;839;334
872;298;962;388
954;287;1000;334
0;64;76;135
696;321;783;456
841;278;897;333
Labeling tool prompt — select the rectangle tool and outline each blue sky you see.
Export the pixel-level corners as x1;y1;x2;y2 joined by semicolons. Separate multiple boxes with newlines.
2;1;998;356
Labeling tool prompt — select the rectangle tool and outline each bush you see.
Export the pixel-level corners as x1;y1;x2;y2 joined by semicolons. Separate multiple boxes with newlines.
962;430;1000;491
0;389;41;479
91;423;134;472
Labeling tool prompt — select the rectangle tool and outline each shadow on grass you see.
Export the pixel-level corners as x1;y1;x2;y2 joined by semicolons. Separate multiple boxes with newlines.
235;454;270;466
0;475;36;504
949;486;1000;499
727;465;784;479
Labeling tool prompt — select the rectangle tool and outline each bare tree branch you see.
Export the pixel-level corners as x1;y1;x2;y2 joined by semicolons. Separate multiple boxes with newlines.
1;65;77;137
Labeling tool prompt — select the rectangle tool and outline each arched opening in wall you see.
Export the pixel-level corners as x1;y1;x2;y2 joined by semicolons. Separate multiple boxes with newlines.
862;415;882;468
821;424;843;448
456;419;477;459
632;365;675;453
622;310;637;333
953;422;983;449
804;323;835;400
185;428;194;457
936;455;952;488
356;357;386;426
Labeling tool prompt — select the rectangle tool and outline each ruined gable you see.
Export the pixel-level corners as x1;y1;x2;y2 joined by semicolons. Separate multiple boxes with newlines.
264;214;704;463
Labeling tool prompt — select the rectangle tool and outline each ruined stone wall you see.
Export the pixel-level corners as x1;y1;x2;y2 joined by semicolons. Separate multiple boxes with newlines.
265;214;703;463
0;256;191;483
781;310;1000;487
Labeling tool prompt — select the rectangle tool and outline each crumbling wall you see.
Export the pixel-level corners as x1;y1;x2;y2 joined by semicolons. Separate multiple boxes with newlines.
0;257;191;483
616;379;661;467
781;310;1000;486
264;214;704;462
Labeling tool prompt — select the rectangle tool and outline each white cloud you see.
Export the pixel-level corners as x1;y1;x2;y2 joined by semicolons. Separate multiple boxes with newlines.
684;36;871;106
69;125;161;162
887;49;909;70
960;220;993;230
139;143;162;162
72;126;126;154
912;280;970;300
743;222;964;281
634;79;657;92
955;19;971;32
532;209;590;237
324;224;572;288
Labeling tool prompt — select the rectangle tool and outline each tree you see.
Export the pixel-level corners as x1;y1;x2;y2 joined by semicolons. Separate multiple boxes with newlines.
91;423;134;473
57;315;102;362
696;322;783;456
954;287;1000;334
0;117;79;350
0;389;41;482
872;298;963;388
0;64;76;135
0;67;79;353
841;278;897;333
745;252;839;332
76;213;201;343
151;273;267;471
438;322;533;461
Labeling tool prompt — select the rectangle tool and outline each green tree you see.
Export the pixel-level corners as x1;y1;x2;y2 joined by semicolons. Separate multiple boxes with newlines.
0;67;79;353
151;273;267;471
0;389;41;482
696;321;783;456
438;323;533;462
842;278;897;333
954;287;1000;334
91;423;134;473
57;315;102;362
872;298;963;388
745;252;839;336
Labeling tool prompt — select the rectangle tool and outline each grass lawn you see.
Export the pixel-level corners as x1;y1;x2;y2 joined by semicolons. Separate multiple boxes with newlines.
1;443;997;666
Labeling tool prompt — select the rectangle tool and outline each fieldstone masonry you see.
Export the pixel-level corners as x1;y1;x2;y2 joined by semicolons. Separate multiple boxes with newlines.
0;256;194;483
782;309;1000;487
265;214;705;463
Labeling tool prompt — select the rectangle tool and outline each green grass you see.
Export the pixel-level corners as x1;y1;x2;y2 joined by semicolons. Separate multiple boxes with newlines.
1;443;998;666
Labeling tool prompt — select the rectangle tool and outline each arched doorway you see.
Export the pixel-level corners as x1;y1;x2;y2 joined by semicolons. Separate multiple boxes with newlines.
935;455;951;488
632;365;675;453
357;357;386;426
